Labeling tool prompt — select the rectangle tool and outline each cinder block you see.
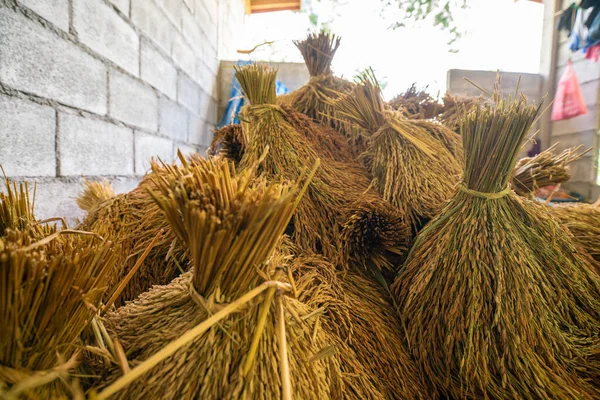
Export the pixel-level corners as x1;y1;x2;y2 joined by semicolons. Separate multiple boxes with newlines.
182;8;206;55
159;97;188;141
174;143;200;159
172;34;196;78
109;69;158;131
189;118;214;147
19;0;69;31
134;131;174;174
199;0;218;25
0;95;56;177
155;0;184;29
194;0;217;45
108;0;130;15
141;39;177;99
59;113;134;176
197;88;218;123
131;0;175;54
74;0;139;76
0;8;107;114
177;72;200;112
550;130;595;154
182;0;194;12
195;61;217;98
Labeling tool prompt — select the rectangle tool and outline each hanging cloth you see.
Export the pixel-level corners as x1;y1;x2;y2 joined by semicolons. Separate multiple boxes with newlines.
558;3;577;34
569;7;594;51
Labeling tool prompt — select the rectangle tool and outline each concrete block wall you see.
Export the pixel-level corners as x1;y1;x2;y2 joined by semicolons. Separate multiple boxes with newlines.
0;0;245;221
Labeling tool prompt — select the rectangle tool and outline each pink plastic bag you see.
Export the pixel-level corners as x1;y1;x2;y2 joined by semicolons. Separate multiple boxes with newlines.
551;61;588;121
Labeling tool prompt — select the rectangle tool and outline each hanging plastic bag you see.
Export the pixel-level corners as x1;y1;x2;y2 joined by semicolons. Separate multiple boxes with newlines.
551;61;588;121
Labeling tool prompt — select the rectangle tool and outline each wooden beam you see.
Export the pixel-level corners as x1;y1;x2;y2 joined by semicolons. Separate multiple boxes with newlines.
248;0;301;14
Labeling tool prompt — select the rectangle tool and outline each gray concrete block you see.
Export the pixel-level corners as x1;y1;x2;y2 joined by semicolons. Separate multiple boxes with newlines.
155;0;184;29
135;131;174;174
177;72;200;112
73;0;139;76
182;0;194;12
19;0;69;31
174;143;201;159
141;39;177;99
182;7;206;55
109;69;158;131
0;95;56;177
172;34;196;78
200;0;218;25
0;8;107;114
551;108;597;137
159;96;188;141
187;115;212;146
195;60;218;98
195;0;217;46
59;113;134;176
131;0;175;54
108;0;130;15
550;130;595;154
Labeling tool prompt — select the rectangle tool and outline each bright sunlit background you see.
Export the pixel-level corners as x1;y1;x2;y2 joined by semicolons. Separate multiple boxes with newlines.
236;0;545;98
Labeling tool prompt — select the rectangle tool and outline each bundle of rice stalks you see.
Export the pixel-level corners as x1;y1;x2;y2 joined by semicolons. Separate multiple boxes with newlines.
78;169;187;308
335;74;462;227
0;226;118;398
1;177;44;237
392;87;600;399
548;202;600;271
208;124;246;166
76;180;115;213
341;197;409;274
209;105;354;165
235;63;410;267
512;143;590;196
285;241;426;399
388;83;443;120
439;93;482;133
278;32;356;148
96;156;350;399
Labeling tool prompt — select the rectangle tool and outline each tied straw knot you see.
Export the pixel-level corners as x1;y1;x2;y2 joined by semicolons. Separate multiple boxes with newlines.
187;280;244;314
246;103;284;114
459;184;511;200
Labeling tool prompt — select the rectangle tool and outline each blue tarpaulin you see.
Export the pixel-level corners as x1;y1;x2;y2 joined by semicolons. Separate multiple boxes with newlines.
217;60;289;128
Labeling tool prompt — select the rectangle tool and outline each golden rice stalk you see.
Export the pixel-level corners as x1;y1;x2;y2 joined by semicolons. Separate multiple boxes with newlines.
439;92;482;133
512;144;590;196
388;83;443;120
392;87;600;399
1;177;39;236
79;170;187;308
208;124;247;166
0;228;118;398
98;157;348;399
548;202;600;272
286;241;427;399
235;63;407;268
76;180;115;213
341;196;409;273
335;74;462;227
278;31;356;148
209;105;355;166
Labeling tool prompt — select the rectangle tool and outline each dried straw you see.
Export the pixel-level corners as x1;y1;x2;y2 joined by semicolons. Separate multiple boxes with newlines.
76;180;115;214
98;157;348;399
278;32;356;150
208;124;246;166
335;73;462;227
235;63;409;268
0;183;118;397
78;167;187;308
388;83;443;120
512;144;590;196
286;241;427;398
439;93;482;133
392;86;600;399
548;202;600;272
